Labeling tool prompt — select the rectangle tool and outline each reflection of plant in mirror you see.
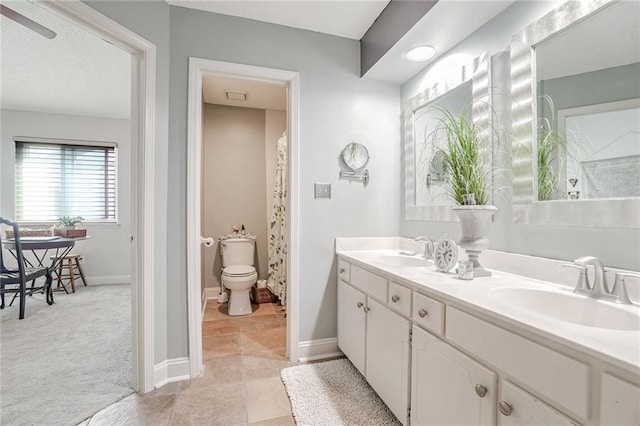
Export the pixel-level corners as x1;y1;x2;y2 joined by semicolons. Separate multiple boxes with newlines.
537;96;579;201
430;102;492;205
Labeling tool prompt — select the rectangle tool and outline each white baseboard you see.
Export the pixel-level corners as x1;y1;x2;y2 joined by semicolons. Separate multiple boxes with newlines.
85;275;131;285
154;357;191;389
297;337;343;362
201;287;220;320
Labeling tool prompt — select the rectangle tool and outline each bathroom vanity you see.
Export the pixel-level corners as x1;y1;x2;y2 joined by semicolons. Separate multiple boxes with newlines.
336;238;640;426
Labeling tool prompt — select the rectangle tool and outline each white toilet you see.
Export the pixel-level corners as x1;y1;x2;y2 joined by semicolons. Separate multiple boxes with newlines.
220;237;258;316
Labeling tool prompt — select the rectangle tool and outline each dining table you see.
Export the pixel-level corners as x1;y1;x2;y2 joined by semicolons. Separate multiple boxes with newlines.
2;236;89;294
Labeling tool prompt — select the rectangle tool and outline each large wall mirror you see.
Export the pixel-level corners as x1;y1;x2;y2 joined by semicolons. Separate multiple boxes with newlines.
511;0;640;228
403;53;492;221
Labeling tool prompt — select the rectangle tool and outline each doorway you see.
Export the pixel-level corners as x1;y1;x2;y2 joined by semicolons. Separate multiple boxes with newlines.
186;58;300;376
40;1;157;393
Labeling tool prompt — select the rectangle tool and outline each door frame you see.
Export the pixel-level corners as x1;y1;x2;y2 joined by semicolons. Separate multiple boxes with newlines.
187;57;300;376
42;0;157;392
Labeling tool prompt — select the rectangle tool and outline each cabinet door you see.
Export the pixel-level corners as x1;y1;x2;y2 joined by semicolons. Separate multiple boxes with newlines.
366;298;411;425
599;373;640;426
337;279;366;374
498;380;578;426
411;325;497;426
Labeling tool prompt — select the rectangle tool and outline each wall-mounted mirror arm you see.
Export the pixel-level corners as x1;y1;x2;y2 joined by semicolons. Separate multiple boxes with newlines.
339;169;370;186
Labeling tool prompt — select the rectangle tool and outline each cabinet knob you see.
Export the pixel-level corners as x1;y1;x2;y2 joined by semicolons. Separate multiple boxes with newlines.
475;384;487;398
418;308;428;318
391;294;400;303
339;268;346;274
498;401;513;416
356;302;363;309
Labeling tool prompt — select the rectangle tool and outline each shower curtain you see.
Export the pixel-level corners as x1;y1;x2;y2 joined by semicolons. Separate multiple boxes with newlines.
267;131;287;307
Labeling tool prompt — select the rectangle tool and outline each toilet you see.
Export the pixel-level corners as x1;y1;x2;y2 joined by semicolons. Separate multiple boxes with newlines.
220;237;258;316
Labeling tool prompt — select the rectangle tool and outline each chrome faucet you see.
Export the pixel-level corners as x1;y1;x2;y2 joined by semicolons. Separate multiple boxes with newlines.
414;236;434;259
565;256;636;305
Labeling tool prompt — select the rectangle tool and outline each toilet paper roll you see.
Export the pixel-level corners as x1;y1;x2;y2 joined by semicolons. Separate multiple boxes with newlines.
201;236;214;247
257;279;267;289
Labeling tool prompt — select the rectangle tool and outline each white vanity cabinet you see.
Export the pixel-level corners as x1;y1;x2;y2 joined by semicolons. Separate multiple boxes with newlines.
599;373;640;425
337;279;366;374
337;264;411;425
366;297;411;425
411;325;497;425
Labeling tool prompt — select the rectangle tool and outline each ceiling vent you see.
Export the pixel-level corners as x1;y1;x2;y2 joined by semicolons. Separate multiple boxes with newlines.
226;90;247;101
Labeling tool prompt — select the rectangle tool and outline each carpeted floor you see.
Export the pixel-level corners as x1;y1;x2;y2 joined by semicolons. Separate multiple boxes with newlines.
281;358;401;426
0;283;133;426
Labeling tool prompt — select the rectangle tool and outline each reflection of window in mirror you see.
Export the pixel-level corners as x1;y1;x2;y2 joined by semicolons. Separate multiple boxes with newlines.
534;0;640;201
414;81;471;207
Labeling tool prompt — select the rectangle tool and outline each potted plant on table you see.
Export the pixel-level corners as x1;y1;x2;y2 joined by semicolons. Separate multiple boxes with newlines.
54;216;87;238
431;102;497;277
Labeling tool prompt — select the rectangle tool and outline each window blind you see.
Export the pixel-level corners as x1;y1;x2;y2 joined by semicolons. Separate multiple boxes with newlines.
15;141;117;222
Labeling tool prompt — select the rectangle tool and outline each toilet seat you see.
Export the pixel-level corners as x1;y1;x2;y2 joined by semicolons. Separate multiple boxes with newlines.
222;265;256;278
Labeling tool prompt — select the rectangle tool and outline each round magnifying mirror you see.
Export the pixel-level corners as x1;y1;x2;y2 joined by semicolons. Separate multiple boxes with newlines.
341;142;370;171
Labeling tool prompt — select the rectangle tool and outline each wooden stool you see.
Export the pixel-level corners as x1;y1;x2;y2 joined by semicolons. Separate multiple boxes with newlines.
51;254;87;293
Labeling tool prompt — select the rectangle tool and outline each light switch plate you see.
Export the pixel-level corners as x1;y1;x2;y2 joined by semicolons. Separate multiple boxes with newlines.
314;183;331;199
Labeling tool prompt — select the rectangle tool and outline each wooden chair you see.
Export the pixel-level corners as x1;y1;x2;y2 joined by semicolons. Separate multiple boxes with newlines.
52;254;87;293
0;218;54;319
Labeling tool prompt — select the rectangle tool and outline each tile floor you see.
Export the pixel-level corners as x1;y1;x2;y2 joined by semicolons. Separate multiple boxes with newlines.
80;302;297;426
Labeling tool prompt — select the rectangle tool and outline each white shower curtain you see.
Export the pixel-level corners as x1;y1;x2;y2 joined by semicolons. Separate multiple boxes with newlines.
267;131;287;307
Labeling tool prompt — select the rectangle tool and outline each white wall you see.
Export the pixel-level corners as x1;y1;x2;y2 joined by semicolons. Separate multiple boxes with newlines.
400;0;640;270
0;109;131;282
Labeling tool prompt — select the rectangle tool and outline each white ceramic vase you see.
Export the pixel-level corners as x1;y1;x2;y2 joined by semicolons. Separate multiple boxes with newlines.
452;205;497;277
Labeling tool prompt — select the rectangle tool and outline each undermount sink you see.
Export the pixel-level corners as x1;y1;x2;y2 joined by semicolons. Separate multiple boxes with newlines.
489;287;640;331
375;254;431;268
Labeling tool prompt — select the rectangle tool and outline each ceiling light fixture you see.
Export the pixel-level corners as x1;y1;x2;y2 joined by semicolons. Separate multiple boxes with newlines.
406;45;435;62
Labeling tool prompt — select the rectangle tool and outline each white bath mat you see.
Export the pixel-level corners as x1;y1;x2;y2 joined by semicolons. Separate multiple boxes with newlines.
281;358;401;426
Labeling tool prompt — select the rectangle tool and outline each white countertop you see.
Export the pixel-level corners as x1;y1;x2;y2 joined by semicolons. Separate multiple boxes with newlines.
336;242;640;376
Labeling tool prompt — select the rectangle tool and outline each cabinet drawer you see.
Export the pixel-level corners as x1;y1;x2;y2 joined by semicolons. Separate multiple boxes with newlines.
350;265;388;303
446;307;589;420
412;292;445;336
337;258;351;283
388;281;411;317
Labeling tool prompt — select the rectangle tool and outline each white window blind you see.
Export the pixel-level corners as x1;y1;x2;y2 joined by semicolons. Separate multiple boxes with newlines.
15;140;117;222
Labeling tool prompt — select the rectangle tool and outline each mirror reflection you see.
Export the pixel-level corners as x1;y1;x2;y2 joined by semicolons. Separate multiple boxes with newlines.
341;142;369;171
534;0;640;201
414;81;471;206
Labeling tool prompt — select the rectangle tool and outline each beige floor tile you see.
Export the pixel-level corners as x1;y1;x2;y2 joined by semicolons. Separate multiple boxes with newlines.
237;315;281;333
203;303;231;321
202;334;241;359
171;382;247;426
244;376;292;424
187;354;244;386
87;393;175;426
202;318;241;337
248;414;296;426
241;347;294;381
240;327;287;353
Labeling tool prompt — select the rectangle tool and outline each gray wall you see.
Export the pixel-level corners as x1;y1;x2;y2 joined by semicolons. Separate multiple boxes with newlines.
169;6;401;352
201;104;269;289
400;0;640;270
85;0;171;364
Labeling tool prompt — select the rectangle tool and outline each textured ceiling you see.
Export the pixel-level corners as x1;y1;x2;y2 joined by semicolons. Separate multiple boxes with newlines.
167;0;390;40
0;1;131;119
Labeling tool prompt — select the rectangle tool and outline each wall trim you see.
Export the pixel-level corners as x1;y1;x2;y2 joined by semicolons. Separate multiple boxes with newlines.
297;338;343;362
187;58;301;378
85;275;131;285
201;287;220;320
41;0;157;394
153;357;190;389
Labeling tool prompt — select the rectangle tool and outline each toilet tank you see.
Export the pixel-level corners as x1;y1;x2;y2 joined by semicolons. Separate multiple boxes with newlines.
221;237;256;267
